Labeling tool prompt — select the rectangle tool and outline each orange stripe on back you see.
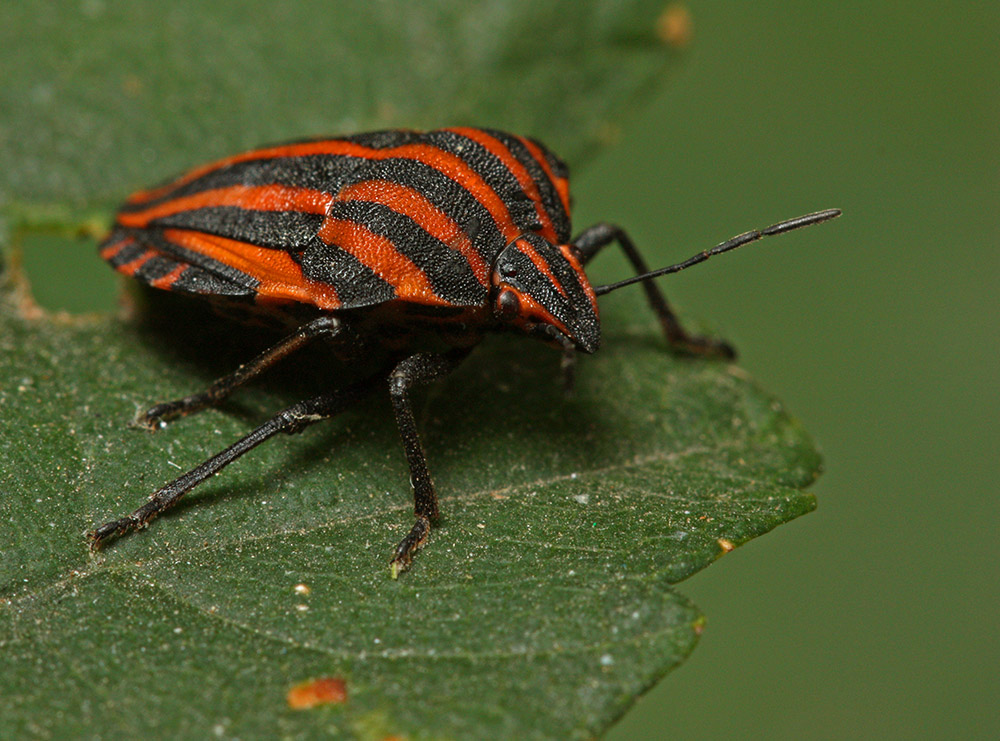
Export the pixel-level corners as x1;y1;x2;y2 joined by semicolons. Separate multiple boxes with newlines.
117;250;156;277
119;184;334;228
128;140;523;243
445;127;558;243
520;138;572;222
516;239;569;299
336;179;490;286
512;291;572;338
317;217;445;305
148;264;188;291
161;229;340;309
100;236;135;261
127;140;384;205
559;243;599;318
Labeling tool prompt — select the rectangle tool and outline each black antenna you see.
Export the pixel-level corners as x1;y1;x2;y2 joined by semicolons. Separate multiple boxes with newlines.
594;208;841;296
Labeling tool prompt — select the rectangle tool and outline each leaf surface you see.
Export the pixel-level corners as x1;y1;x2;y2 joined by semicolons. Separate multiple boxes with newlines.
0;285;818;739
1;0;680;207
0;2;819;738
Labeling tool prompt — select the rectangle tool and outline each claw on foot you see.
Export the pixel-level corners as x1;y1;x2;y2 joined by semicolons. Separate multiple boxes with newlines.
390;559;405;580
132;402;181;431
673;335;736;361
389;515;432;579
87;515;140;552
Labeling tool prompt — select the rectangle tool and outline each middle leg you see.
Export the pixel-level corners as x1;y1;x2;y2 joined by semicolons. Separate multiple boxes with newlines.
386;348;471;577
90;374;380;550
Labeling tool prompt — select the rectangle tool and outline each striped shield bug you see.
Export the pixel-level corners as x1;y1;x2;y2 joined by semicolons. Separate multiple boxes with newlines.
89;127;840;576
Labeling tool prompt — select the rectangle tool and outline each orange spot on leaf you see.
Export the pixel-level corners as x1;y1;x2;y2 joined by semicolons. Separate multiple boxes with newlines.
656;4;694;48
287;677;347;709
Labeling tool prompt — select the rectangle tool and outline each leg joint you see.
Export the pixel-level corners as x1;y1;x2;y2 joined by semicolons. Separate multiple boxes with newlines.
388;371;410;398
573;222;625;255
302;315;341;338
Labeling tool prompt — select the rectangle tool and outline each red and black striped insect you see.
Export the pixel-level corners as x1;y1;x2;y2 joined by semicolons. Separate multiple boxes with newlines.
89;127;839;576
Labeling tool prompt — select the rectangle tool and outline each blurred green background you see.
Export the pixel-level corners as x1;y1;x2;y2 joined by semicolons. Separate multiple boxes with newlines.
4;1;997;738
598;2;999;738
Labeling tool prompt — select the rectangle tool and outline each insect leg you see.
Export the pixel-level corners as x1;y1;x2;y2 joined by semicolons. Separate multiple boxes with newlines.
89;376;379;551
136;315;343;430
386;349;471;577
572;223;736;359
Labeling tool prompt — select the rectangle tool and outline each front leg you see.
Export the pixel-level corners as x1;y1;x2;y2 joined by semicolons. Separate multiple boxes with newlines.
573;223;735;359
387;348;471;577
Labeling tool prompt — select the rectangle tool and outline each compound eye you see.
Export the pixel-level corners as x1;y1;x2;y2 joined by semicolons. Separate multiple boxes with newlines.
497;289;521;320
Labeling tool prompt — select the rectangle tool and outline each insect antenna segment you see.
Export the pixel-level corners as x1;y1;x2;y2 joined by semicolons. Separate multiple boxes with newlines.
594;209;841;296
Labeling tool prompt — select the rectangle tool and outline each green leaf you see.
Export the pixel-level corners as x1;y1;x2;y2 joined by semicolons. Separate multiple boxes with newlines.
0;281;818;739
0;0;680;207
1;2;819;738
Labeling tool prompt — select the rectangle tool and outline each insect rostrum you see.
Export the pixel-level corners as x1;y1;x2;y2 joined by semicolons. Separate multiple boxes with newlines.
89;127;840;576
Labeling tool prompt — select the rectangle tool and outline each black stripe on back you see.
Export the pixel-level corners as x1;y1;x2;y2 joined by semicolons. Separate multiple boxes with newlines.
103;228;257;300
150;206;400;308
507;246;574;328
133;254;182;283
292;240;396;307
423;130;540;233
534;242;592;313
487;130;572;243
105;239;147;268
119;131;426;214
354;157;507;266
119;153;510;268
328;200;484;305
171;266;257;299
529;136;570;180
339;129;424;149
129;229;260;292
146;208;325;251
